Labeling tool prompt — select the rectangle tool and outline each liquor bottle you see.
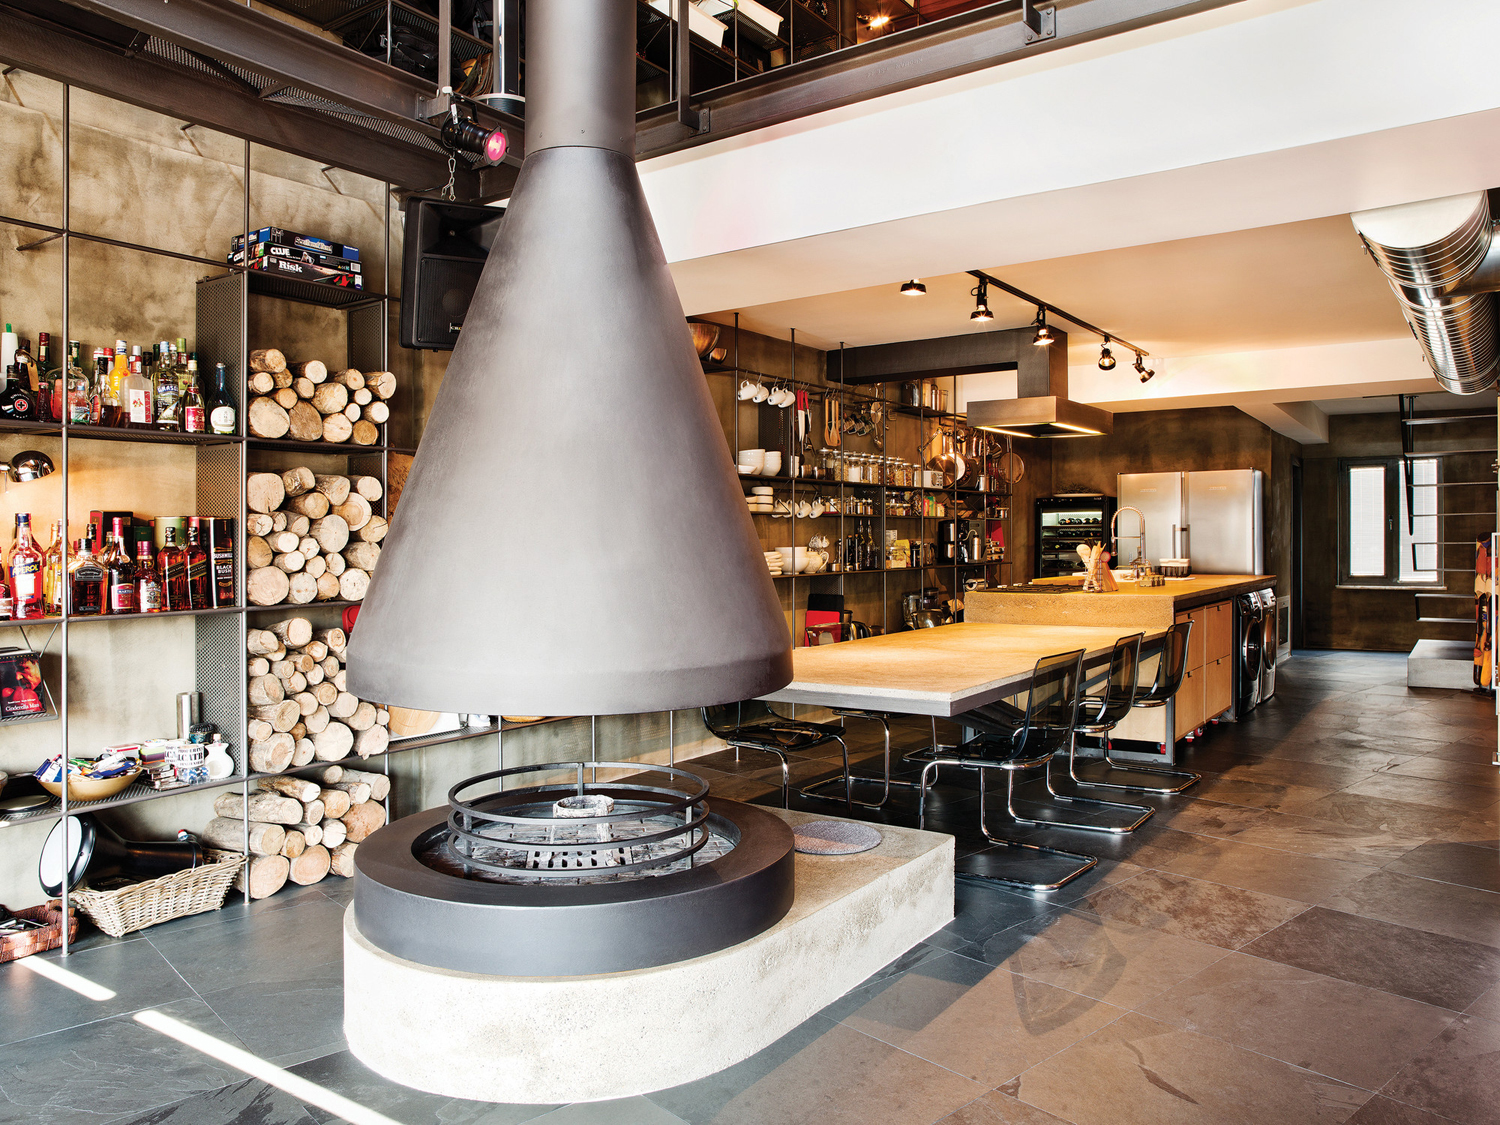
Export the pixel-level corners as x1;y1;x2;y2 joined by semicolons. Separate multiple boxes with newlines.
0;576;11;620
0;364;36;421
68;531;105;616
8;514;45;619
184;524;210;608
154;341;181;430
134;539;162;613
844;526;858;573
0;323;14;375
37;334;59;423
102;517;136;614
96;352;120;427
65;342;88;424
42;519;64;617
180;359;205;433
123;348;154;428
208;363;236;434
105;340;128;427
13;337;35;395
158;526;188;610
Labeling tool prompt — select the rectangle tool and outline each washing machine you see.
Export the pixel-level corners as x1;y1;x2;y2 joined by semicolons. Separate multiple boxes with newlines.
1235;592;1265;716
1257;589;1278;702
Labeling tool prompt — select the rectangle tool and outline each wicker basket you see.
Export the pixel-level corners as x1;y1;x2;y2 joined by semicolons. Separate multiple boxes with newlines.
69;855;246;937
0;902;80;963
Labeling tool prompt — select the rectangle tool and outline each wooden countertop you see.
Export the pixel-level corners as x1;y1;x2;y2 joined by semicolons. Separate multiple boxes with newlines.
965;574;1276;629
762;622;1163;717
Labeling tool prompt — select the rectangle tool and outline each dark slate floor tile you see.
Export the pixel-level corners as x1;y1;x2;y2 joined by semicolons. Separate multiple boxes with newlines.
1075;869;1308;950
1381;1014;1500;1125
1386;841;1500;893
131;881;334;940
196;960;345;1063
0;936;194;1048
146;896;348;995
1341;773;1498;815
287;1050;553;1125
1347;1095;1461;1125
926;879;1067;950
1322;869;1500;950
0;999;246;1125
103;1078;317;1125
1243;906;1500;1010
935;1090;1074;1125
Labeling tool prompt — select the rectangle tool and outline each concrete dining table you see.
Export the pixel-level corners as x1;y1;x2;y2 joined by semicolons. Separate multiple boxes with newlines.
760;621;1165;716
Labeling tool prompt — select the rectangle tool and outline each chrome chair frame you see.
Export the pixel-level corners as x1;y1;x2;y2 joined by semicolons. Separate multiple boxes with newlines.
799;708;924;810
1072;622;1200;794
917;649;1099;891
700;702;854;810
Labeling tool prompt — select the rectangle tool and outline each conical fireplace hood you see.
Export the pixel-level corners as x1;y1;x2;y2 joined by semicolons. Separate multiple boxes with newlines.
347;0;791;716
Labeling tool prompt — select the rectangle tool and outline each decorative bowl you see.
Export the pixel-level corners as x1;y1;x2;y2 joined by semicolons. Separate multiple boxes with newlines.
690;321;721;358
39;766;141;803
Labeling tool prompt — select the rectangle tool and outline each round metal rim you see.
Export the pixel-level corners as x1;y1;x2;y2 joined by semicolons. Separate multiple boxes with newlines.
448;761;710;827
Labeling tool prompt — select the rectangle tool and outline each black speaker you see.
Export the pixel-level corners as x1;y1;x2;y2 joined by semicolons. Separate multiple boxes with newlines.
39;814;204;896
400;197;506;351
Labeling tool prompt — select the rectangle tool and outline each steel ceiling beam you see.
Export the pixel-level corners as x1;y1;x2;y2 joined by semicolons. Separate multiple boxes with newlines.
0;2;471;196
634;0;1248;159
49;0;524;158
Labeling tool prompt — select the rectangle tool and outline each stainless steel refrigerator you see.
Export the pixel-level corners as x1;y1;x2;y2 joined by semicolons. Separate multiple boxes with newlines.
1117;469;1263;574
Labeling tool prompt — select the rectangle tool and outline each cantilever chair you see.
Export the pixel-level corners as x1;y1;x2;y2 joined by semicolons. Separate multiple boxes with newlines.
1069;621;1200;794
701;701;853;810
916;649;1099;891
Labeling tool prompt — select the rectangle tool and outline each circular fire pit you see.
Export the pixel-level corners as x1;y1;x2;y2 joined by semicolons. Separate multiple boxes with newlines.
353;762;795;976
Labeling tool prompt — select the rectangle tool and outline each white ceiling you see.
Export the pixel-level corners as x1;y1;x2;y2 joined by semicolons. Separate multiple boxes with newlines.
701;214;1407;366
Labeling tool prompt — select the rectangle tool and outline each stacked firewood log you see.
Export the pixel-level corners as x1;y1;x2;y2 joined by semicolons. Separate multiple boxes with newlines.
246;467;385;606
201;763;388;899
245;348;395;445
244;616;391;770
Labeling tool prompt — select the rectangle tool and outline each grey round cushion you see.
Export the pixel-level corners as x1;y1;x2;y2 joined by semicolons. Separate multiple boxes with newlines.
792;820;883;855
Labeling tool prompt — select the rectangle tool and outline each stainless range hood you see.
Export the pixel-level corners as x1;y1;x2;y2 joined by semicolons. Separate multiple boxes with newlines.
966;334;1113;438
347;0;792;717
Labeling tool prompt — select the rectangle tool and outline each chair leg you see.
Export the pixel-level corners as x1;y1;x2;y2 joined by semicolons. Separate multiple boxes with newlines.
803;714;922;810
728;741;791;808
796;735;856;811
1071;734;1200;794
1005;738;1154;835
918;761;939;829
956;767;1098;892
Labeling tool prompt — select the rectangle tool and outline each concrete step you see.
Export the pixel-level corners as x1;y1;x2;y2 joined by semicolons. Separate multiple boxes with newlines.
1408;638;1480;689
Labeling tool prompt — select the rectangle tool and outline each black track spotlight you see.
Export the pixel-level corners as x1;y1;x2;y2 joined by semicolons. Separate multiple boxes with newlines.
440;104;509;164
900;279;926;296
1098;338;1116;371
1134;353;1155;383
970;278;993;322
1031;306;1054;346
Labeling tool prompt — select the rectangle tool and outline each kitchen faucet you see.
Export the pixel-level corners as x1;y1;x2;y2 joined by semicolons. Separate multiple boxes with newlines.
1112;506;1149;581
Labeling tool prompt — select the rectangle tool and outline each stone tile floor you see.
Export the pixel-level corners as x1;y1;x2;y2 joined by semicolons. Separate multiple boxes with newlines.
1;651;1496;1124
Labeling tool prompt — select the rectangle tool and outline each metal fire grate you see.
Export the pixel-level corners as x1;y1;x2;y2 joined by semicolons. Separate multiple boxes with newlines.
429;762;731;886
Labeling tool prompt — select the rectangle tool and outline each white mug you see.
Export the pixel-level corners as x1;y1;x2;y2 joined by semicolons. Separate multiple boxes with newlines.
795;500;812;518
752;381;770;403
737;380;757;401
810;499;825;518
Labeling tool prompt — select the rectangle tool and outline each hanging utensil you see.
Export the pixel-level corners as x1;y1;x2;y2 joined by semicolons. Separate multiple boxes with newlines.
824;393;841;448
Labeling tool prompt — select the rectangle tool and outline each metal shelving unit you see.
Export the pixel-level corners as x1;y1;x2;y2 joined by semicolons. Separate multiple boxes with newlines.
0;84;496;955
708;314;1013;642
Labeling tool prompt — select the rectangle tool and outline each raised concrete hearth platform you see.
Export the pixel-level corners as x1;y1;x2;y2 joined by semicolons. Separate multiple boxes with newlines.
344;807;954;1104
1408;639;1478;689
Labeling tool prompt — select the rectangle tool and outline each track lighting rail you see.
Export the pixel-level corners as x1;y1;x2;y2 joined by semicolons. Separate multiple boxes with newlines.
966;270;1149;360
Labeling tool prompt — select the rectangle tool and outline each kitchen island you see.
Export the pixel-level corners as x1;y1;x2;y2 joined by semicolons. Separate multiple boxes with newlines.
966;574;1278;755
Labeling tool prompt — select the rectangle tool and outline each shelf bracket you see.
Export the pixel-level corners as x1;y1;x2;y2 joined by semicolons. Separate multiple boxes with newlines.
1022;1;1056;43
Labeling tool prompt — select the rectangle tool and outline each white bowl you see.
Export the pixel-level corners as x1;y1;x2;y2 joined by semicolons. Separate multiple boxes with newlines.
737;450;766;474
751;486;774;496
737;464;757;476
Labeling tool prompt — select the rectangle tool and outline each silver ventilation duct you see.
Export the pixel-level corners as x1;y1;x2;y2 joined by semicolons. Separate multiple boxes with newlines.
1352;191;1500;394
347;0;792;716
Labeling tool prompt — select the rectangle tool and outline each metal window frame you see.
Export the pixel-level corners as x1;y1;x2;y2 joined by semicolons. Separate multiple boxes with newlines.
1337;455;1442;587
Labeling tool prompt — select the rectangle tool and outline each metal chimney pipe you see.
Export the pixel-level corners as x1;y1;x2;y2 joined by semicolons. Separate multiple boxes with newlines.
1353;191;1500;394
347;0;792;716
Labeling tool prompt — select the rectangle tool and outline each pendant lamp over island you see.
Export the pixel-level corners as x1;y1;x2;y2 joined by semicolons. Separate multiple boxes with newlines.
347;0;791;716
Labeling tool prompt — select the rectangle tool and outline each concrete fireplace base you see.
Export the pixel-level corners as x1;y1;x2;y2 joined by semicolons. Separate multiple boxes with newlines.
343;808;954;1104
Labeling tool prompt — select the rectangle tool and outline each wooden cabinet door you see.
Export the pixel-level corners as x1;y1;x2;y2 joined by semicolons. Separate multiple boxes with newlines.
1177;609;1206;671
1174;665;1206;740
1205;656;1233;720
1205;601;1233;662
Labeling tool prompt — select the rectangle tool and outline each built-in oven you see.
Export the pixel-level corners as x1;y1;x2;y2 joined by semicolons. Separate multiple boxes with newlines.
1235;592;1265;716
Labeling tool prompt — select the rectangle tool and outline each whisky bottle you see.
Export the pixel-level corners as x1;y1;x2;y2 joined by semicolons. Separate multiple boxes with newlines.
8;514;44;619
102;517;136;614
184;525;210;608
208;363;236;434
180;359;205;433
37;334;59;423
68;532;105;616
66;341;89;424
96;353;120;427
159;526;188;610
134;539;162;613
13;336;35;394
154;341;181;431
42;519;63;617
